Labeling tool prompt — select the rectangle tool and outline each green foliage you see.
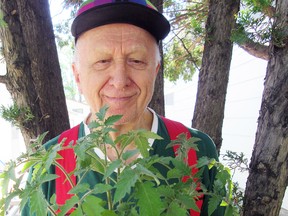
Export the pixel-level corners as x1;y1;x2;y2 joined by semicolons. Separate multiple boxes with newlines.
0;107;239;216
232;0;274;45
163;0;207;82
0;103;34;127
222;150;250;213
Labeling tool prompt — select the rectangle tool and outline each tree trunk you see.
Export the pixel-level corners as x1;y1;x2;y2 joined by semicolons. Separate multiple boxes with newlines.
148;0;165;116
192;0;240;152
242;0;288;215
0;0;70;147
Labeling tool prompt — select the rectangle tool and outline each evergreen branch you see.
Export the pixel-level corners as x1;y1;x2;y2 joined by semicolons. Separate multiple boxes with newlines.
175;34;200;71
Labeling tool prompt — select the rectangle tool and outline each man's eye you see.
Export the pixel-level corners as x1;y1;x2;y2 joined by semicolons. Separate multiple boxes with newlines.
93;59;111;70
97;59;110;64
128;59;146;69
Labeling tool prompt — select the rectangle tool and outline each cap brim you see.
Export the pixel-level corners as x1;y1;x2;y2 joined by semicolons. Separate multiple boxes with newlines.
71;2;170;41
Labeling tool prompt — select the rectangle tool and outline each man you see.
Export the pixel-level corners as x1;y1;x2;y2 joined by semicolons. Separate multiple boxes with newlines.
22;0;225;215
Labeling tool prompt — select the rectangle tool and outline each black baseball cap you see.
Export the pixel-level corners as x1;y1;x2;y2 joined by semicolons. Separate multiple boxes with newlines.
71;0;170;41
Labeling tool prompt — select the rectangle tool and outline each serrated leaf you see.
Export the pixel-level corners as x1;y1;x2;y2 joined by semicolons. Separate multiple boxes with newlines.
134;181;163;216
134;164;160;185
208;195;221;216
44;145;61;170
21;160;37;173
134;135;150;158
208;158;217;169
4;190;21;212
113;168;138;203
70;207;84;216
166;201;188;216
35;131;49;146
122;149;140;161
92;183;113;194
103;159;122;180
96;105;109;121
224;204;236;216
115;133;135;148
105;115;122;125
157;185;175;198
69;183;90;194
87;151;105;174
171;159;191;176
19;186;31;212
88;121;101;129
101;210;118;216
196;156;211;168
167;167;183;179
39;174;58;184
138;130;163;140
58;196;79;216
82;195;105;215
176;194;199;211
30;189;48;216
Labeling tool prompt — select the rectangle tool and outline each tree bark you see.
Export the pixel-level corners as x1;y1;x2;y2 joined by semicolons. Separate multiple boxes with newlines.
243;0;288;215
148;0;165;116
0;0;70;147
192;0;240;152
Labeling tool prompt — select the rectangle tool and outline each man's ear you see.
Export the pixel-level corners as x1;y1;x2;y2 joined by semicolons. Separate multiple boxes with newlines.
72;63;82;94
155;62;161;75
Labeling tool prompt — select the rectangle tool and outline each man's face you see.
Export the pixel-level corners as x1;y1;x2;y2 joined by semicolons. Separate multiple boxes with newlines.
73;24;160;125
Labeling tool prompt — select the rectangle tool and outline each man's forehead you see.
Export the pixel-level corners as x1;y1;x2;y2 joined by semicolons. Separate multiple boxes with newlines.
76;24;158;46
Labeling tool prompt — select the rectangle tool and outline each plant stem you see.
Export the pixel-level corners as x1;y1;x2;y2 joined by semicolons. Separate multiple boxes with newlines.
53;161;75;188
106;178;113;210
47;201;57;216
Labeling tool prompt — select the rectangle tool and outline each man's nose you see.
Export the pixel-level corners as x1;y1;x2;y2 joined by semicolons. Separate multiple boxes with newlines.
108;61;131;89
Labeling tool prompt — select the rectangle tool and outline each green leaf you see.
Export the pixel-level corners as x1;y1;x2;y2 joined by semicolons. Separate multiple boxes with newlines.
171;159;191;176
167;167;183;179
134;135;150;158
157;185;175;198
39;174;58;184
59;196;79;216
70;207;84;216
92;183;113;194
4;190;21;212
113;168;138;203
208;195;221;216
122;149;140;161
44;144;61;170
30;189;48;216
82;195;105;215
21;160;37;172
69;183;90;194
196;156;211;168
88;121;101;129
115;133;135;148
103;159;122;180
165;201;188;216
101;210;118;216
138;130;163;140
105;115;122;125
134;164;160;185
87;151;106;174
176;194;199;211
224;204;238;216
96;105;109;121
134;181;163;216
